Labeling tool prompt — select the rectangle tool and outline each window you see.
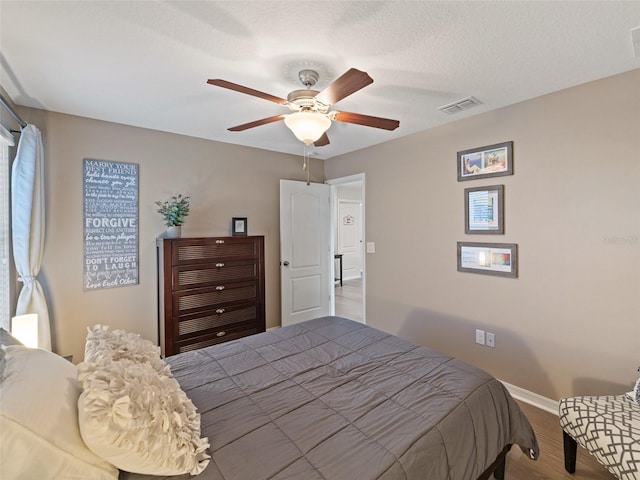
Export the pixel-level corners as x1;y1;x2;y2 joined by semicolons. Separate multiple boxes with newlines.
0;125;15;330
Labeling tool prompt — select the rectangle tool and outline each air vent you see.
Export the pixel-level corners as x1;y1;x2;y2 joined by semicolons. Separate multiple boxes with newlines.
438;96;482;115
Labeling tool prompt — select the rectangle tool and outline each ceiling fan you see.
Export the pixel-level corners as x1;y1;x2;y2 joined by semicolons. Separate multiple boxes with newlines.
207;68;400;147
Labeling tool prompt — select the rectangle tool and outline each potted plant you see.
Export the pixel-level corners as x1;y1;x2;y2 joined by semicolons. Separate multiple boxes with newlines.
155;194;190;238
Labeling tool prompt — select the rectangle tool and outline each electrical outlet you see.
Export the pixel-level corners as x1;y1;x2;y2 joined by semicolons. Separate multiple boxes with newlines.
475;329;485;345
486;332;495;348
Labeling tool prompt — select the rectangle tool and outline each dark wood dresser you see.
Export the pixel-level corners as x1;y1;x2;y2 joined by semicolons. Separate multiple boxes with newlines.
156;236;265;356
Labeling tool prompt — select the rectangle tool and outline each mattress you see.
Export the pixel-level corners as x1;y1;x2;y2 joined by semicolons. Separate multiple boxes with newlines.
122;316;538;479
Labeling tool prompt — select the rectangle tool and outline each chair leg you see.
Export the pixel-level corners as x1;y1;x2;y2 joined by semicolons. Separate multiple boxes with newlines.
493;455;506;480
563;430;577;474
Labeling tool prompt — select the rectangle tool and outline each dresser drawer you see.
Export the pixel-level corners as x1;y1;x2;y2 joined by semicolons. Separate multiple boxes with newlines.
173;280;257;316
172;237;260;266
173;324;259;354
172;259;258;290
175;303;258;339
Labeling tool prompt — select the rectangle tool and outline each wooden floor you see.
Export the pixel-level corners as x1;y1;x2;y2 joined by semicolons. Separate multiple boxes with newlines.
505;400;615;480
334;278;364;322
335;278;615;479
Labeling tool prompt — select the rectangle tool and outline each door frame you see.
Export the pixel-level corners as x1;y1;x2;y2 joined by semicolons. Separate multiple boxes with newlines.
326;173;366;323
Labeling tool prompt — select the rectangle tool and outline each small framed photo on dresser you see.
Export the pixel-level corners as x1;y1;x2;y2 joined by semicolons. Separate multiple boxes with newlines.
232;217;247;236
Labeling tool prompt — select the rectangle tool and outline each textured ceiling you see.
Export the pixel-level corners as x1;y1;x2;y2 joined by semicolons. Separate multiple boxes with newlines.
1;1;639;159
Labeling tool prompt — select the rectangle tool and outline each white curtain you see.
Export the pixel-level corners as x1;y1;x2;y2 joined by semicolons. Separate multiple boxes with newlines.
11;124;51;350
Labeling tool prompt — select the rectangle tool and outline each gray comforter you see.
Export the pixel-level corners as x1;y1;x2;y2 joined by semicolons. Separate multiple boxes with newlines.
123;316;538;480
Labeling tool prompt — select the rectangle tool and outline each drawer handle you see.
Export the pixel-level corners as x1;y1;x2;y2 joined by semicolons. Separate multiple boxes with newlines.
215;239;225;244
215;262;225;268
216;331;226;337
216;285;225;291
216;308;225;314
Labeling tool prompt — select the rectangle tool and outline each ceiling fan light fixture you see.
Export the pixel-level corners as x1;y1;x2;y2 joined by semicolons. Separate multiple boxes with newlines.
284;111;331;145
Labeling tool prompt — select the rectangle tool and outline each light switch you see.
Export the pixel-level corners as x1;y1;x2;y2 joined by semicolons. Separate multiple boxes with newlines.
366;242;376;253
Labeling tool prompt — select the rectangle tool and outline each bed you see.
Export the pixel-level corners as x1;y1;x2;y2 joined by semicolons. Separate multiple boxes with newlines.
120;316;539;480
1;318;538;479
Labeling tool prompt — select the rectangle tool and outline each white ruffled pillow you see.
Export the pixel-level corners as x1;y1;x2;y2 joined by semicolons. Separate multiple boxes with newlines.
77;356;210;476
84;325;169;375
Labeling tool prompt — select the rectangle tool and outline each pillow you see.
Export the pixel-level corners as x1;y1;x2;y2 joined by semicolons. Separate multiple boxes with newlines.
84;324;169;375
0;329;23;378
0;327;23;346
0;345;118;480
77;356;210;475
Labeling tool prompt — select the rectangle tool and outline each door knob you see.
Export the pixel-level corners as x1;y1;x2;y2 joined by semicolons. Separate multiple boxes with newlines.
283;261;290;266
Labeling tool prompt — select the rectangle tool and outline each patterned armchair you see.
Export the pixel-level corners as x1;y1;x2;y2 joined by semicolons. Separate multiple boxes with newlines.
559;395;640;479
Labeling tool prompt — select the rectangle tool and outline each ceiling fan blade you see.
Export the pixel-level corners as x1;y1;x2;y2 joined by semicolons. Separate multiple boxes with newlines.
314;132;330;147
228;115;286;132
333;111;400;131
207;79;288;105
315;68;373;105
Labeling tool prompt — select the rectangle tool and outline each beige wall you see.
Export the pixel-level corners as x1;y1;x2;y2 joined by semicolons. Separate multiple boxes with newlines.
325;69;640;400
10;69;639;400
12;108;323;363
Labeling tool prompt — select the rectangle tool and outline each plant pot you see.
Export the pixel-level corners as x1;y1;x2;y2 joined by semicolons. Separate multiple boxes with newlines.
165;226;182;238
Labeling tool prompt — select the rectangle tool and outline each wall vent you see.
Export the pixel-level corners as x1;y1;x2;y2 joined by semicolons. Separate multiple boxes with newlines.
438;96;482;115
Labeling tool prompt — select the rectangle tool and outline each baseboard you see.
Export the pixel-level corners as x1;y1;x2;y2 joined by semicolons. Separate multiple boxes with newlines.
500;380;559;416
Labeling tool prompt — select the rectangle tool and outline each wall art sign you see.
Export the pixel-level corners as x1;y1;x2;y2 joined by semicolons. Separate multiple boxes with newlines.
83;159;139;290
457;141;513;181
464;185;504;234
457;242;518;278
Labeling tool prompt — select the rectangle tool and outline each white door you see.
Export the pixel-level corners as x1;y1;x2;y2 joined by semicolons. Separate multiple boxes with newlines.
280;179;331;326
337;200;363;281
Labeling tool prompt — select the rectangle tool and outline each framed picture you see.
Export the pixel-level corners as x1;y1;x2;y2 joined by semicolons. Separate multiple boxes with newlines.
232;217;247;236
457;242;518;278
464;185;504;234
457;141;513;181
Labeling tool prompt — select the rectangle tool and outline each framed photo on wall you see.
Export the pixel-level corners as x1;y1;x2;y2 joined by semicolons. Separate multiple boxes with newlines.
457;141;513;181
464;185;504;234
457;242;518;278
232;217;247;236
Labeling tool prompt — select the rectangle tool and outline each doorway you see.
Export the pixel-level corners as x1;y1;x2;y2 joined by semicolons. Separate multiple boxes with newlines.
327;174;365;323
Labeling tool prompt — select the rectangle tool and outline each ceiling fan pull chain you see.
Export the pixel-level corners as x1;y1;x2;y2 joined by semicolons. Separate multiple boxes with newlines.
303;144;310;185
